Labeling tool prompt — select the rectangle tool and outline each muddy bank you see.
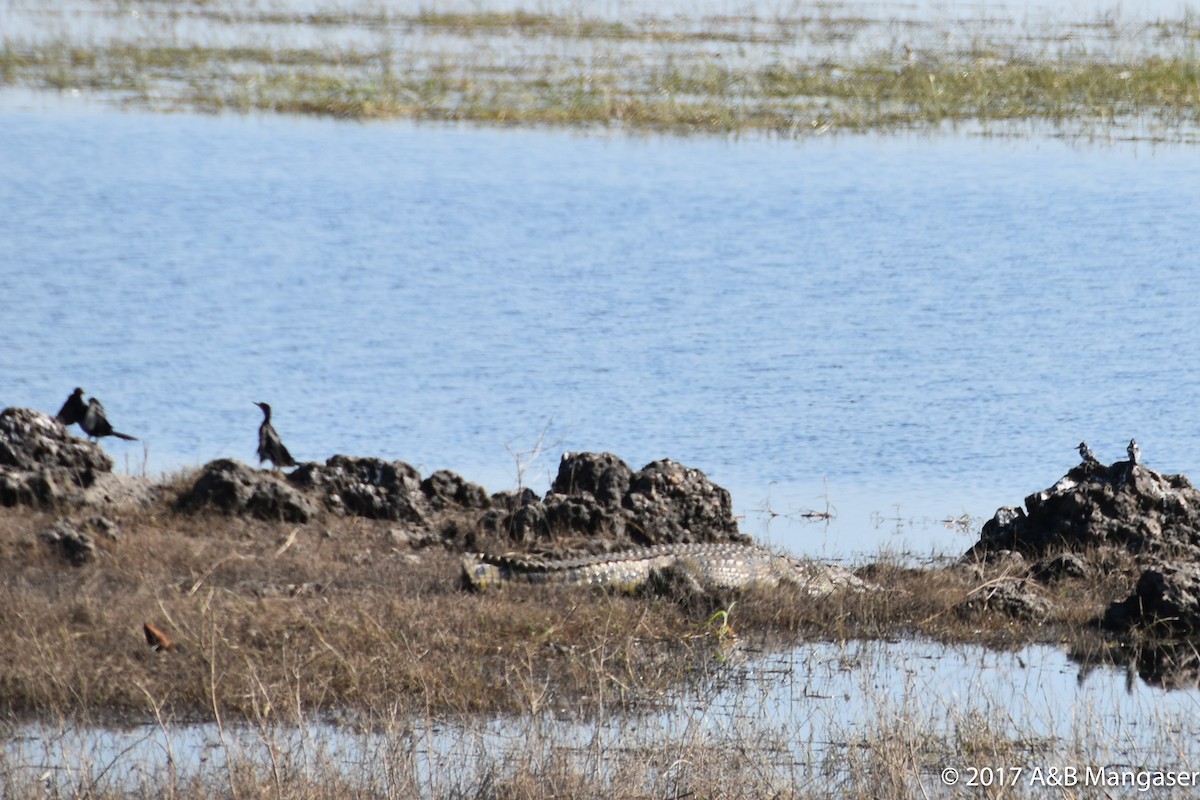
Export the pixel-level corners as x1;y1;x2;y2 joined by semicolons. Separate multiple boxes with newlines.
5;405;1199;627
6;405;1200;624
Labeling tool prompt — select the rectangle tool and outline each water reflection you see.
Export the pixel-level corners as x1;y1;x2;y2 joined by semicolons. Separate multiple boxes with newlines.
1096;640;1200;692
8;639;1200;796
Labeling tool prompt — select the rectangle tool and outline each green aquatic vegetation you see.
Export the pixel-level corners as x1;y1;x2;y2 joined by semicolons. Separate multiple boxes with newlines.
3;5;1200;138
414;9;633;40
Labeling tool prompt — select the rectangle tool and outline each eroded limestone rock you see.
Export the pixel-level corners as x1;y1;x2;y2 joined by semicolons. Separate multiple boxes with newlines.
969;457;1200;563
486;454;743;546
421;469;490;511
1104;563;1200;635
289;455;424;522
177;458;315;522
552;451;632;508
0;408;114;508
39;519;97;565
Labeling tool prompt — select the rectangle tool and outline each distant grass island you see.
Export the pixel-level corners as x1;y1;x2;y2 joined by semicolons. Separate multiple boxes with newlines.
2;2;1200;140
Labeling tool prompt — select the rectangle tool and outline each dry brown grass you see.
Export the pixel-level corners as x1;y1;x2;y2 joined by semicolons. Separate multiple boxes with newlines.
0;498;719;724
733;548;1135;653
0;489;1131;727
0;488;1177;799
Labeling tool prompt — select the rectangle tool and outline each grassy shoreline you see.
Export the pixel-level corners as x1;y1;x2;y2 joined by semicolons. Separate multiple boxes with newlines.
0;502;1181;800
3;3;1200;138
0;465;1185;798
0;486;1135;727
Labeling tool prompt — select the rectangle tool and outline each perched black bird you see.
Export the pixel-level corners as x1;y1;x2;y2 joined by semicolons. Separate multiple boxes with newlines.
55;387;88;427
1078;441;1100;466
81;397;138;441
1127;438;1140;466
255;402;296;469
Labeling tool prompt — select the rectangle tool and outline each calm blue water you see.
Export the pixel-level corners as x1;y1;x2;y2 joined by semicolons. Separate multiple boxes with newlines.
3;103;1200;557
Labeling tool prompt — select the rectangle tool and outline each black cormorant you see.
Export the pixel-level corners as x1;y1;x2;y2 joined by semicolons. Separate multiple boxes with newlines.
55;387;88;427
81;397;137;441
255;402;296;469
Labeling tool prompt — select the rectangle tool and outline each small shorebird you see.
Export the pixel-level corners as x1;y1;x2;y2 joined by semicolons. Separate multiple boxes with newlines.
255;402;296;469
1078;441;1100;466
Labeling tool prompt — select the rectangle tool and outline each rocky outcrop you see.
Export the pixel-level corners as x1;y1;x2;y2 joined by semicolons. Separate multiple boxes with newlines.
1104;563;1200;636
478;489;542;542
288;455;427;521
1031;552;1089;583
39;519;97;565
177;459;316;522
80;472;160;510
956;578;1051;623
967;453;1200;641
1103;565;1200;684
485;452;634;541
0;408;114;508
484;453;744;546
421;469;490;511
552;451;631;508
968;457;1200;563
0;409;743;554
624;458;743;545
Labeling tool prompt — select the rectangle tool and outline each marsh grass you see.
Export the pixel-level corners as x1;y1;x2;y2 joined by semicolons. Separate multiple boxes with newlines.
3;631;1188;799
0;471;1179;798
3;2;1200;137
0;483;1136;730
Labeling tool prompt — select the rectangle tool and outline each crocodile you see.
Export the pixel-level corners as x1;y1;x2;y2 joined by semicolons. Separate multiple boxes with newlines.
461;542;871;597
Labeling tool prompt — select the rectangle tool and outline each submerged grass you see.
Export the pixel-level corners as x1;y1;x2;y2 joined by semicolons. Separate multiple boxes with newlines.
3;2;1200;137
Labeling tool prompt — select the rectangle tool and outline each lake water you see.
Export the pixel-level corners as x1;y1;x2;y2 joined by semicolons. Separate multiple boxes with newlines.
4;36;1200;795
3;100;1200;559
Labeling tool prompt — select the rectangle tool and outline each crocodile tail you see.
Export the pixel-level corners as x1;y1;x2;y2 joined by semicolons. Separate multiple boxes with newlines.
461;555;493;591
462;554;525;590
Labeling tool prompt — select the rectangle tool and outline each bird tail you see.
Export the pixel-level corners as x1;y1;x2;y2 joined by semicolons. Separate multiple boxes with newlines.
111;431;138;441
